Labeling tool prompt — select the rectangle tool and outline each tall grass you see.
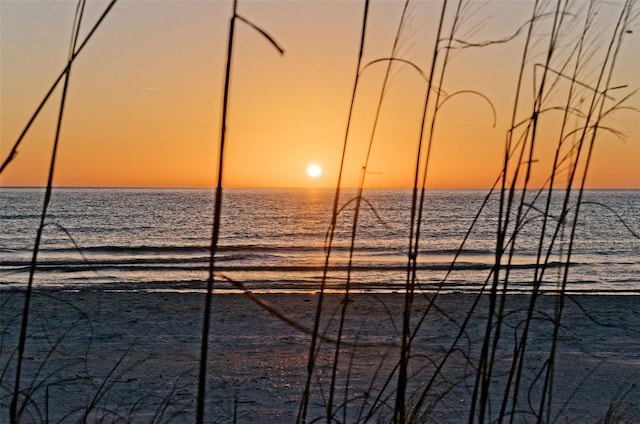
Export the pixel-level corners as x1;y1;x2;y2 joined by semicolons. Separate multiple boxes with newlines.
197;1;284;422
0;0;638;423
298;0;372;421
9;1;86;421
1;2;120;419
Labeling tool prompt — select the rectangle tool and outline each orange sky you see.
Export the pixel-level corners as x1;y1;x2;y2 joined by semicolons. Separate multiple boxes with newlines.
1;0;638;189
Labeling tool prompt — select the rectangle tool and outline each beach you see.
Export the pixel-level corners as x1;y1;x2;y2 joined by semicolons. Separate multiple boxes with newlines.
2;0;639;422
2;290;639;423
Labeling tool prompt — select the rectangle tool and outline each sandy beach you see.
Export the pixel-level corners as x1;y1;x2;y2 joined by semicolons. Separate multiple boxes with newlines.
1;289;639;423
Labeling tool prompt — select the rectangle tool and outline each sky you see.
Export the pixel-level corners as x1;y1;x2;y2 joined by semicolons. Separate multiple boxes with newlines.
1;0;638;189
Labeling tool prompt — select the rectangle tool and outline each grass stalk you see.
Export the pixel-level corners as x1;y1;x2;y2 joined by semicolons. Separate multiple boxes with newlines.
502;3;598;421
395;0;445;419
0;0;118;175
197;1;284;420
537;3;635;421
196;0;238;420
298;1;370;422
9;2;85;421
327;1;413;421
398;0;463;420
479;2;570;421
468;0;545;421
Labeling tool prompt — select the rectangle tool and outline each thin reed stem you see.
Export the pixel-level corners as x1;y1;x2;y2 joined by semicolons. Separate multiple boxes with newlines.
298;1;370;422
502;3;597;420
399;0;462;420
9;2;85;421
0;0;118;175
469;0;541;421
197;1;284;420
197;1;237;421
479;2;570;421
537;3;634;421
327;1;413;421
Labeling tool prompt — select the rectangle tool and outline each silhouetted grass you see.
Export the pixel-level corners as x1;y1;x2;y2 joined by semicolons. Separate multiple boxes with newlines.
9;1;86;420
299;0;371;421
197;0;284;421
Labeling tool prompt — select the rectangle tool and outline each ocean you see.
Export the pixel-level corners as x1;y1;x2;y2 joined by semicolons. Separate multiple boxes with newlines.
1;188;638;294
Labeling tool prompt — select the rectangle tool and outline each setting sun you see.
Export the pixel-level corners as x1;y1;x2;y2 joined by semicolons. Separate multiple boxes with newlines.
307;164;322;178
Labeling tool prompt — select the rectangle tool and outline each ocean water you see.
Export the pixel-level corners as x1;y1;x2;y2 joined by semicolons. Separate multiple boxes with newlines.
1;188;638;294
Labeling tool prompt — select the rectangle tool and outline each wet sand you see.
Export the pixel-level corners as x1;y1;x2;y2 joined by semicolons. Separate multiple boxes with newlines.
1;290;639;423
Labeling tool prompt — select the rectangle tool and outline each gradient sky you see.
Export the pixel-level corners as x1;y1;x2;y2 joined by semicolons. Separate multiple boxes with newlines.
1;0;638;189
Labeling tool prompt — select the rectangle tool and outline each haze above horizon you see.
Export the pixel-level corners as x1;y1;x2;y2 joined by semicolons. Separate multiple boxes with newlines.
1;0;638;189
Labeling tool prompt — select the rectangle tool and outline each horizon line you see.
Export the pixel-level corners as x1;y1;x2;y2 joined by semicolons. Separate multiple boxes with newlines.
1;185;639;191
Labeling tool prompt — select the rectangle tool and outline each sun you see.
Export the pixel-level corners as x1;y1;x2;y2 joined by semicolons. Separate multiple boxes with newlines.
307;164;322;178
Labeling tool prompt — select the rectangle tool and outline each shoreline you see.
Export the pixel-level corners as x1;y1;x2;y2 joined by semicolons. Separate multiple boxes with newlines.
4;285;640;296
2;290;639;422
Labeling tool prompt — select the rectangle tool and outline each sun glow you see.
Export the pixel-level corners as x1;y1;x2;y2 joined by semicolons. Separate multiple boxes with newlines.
307;164;322;178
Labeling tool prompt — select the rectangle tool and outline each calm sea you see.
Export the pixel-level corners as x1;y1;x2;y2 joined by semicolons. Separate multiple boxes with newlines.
1;188;638;294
